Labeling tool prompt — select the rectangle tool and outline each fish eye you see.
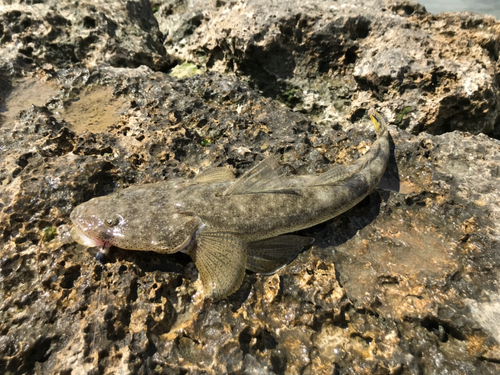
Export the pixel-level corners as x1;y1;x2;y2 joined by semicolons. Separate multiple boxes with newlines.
104;216;119;227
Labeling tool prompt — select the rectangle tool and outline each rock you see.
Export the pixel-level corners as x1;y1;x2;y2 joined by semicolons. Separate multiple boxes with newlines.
0;0;170;71
157;0;500;136
1;0;500;374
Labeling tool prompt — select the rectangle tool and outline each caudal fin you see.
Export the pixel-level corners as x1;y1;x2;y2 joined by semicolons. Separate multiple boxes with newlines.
368;109;388;137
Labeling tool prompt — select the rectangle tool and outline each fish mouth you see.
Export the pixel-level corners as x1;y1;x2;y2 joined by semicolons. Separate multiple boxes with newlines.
70;205;113;249
70;225;110;248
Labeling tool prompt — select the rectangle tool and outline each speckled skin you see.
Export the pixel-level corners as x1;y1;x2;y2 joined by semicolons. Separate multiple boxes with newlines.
70;115;389;255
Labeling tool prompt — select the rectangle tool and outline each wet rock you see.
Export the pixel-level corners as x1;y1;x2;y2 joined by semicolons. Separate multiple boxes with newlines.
0;0;500;374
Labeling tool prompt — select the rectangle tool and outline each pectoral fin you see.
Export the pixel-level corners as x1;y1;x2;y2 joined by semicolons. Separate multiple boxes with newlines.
188;232;247;299
194;166;235;183
246;235;314;274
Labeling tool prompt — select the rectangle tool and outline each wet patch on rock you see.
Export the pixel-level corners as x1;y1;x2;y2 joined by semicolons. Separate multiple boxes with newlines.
57;85;130;134
1;76;58;127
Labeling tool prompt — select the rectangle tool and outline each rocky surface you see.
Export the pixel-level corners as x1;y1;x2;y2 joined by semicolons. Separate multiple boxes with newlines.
0;0;500;374
0;0;169;71
156;0;500;136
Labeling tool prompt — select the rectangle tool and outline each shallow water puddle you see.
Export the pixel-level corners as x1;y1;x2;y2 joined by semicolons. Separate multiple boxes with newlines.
0;77;129;133
59;86;129;133
1;77;58;127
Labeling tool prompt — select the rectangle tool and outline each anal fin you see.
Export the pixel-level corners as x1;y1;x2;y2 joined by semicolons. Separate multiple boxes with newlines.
246;235;314;274
188;232;247;299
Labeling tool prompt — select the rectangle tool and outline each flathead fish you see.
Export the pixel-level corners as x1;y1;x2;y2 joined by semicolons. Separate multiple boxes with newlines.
70;110;390;298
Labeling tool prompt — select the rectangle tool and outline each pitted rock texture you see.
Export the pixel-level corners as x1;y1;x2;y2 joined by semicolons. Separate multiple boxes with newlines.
1;0;500;374
0;0;170;71
156;0;500;136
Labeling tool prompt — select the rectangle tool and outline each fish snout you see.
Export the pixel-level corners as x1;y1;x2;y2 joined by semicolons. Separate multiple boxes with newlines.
69;204;106;248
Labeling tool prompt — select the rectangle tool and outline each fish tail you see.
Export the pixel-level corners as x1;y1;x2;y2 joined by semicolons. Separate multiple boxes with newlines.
368;109;388;137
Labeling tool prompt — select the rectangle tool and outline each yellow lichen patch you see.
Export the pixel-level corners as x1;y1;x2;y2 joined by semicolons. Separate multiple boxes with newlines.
398;178;423;195
169;62;201;78
355;141;370;155
460;217;479;234
262;274;281;304
464;332;488;357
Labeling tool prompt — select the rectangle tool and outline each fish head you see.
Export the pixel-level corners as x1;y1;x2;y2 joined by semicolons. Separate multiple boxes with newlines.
70;183;202;254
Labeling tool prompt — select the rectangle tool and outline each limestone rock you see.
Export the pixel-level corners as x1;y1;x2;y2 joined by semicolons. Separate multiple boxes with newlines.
157;0;500;135
1;0;500;374
0;0;170;70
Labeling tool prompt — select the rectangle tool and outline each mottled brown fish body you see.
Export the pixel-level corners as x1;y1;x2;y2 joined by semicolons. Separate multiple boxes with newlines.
70;111;390;298
176;155;387;242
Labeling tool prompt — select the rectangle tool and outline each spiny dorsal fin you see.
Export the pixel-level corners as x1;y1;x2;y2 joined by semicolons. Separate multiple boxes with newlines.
193;166;235;183
188;232;247;299
246;235;314;274
223;156;285;196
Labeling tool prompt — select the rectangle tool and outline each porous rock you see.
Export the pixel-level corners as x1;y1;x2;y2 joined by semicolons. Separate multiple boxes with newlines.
1;0;500;374
157;0;500;135
0;0;170;71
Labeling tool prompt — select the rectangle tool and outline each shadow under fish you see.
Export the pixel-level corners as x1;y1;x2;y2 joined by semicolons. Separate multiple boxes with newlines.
0;75;12;123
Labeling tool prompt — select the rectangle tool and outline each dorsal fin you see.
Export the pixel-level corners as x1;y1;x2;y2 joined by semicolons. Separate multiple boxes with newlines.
194;166;235;183
305;163;365;187
223;157;287;196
